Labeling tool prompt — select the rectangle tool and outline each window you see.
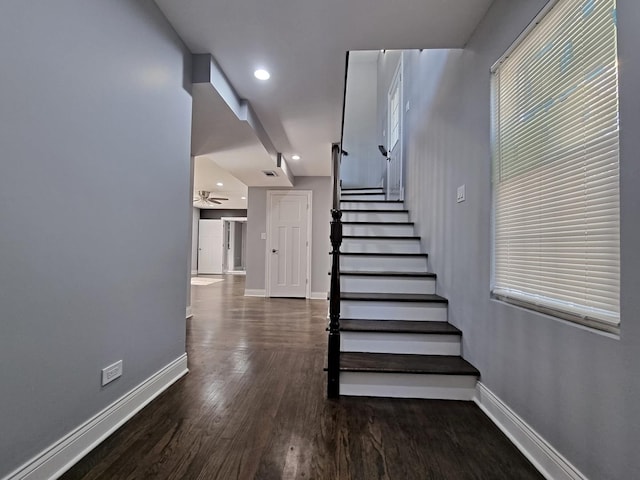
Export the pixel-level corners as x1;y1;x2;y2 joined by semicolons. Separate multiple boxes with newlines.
491;0;620;333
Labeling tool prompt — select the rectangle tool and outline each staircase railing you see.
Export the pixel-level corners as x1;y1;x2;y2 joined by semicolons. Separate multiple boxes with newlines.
327;143;342;398
327;52;349;399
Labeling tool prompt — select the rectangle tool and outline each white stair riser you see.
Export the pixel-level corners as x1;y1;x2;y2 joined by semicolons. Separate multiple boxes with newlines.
340;372;477;400
341;332;461;355
341;194;386;200
340;201;405;211
340;255;427;272
341;276;436;294
342;238;422;254
343;224;415;236
342;188;384;194
342;211;409;223
341;300;447;321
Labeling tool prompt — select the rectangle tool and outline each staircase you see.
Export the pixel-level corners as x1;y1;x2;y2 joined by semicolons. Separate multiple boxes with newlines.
332;186;479;400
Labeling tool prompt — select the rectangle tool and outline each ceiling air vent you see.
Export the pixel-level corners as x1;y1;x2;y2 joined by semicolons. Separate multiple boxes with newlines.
262;170;278;177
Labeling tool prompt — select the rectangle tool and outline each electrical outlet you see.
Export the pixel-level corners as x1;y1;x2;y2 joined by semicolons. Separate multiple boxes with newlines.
101;360;123;386
261;232;267;240
457;184;466;203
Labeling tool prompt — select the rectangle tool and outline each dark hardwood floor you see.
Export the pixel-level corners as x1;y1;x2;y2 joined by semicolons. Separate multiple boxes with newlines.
61;276;542;480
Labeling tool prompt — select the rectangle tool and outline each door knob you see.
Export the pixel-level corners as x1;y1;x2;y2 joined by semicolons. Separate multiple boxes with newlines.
272;249;278;253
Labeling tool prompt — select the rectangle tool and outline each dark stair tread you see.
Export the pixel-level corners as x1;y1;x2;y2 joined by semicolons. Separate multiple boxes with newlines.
340;320;460;335
343;235;420;240
341;187;384;191
341;209;409;213
340;352;479;376
340;198;404;204
340;252;427;257
342;221;414;225
340;271;435;278
341;192;386;196
340;199;403;203
341;292;448;303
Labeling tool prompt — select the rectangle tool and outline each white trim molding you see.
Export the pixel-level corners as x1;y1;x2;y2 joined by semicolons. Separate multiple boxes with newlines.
190;269;198;276
310;292;328;300
186;306;193;319
474;382;587;480
3;354;189;480
244;289;266;297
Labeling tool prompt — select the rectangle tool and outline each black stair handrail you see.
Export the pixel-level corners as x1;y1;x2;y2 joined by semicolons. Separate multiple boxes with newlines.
327;144;342;398
327;51;349;399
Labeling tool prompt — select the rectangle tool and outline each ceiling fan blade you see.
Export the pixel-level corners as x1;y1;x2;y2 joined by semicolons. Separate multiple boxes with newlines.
210;200;222;205
209;197;228;201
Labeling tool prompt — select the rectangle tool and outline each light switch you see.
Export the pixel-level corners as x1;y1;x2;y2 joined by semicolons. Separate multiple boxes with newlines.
457;185;466;203
261;233;267;240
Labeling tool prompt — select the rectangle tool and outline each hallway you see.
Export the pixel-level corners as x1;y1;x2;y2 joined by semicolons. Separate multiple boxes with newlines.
62;276;541;479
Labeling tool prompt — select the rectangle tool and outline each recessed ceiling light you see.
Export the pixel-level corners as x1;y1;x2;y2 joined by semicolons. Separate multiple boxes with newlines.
241;196;246;200
291;155;301;160
216;182;223;186
254;69;270;80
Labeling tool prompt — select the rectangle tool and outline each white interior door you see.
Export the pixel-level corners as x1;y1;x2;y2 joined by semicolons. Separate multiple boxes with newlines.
387;59;403;200
198;219;223;274
267;191;311;298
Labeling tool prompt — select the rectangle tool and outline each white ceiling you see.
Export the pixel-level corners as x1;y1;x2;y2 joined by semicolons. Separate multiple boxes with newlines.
156;0;494;177
192;82;294;189
193;156;248;209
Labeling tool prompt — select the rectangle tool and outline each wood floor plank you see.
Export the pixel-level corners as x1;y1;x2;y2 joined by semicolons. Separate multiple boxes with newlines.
61;275;542;480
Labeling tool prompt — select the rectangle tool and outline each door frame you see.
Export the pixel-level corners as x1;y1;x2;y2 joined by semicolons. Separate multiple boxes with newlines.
265;190;313;299
386;55;404;200
221;216;247;274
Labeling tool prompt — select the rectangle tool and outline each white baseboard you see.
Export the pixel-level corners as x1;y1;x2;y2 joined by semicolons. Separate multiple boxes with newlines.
190;270;198;276
310;291;328;300
244;289;265;297
3;354;189;480
186;306;193;319
474;382;587;480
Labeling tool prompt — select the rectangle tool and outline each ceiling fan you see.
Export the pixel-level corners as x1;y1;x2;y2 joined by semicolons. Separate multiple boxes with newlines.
193;190;229;207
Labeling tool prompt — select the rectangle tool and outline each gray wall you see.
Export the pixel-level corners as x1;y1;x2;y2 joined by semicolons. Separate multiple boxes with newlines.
0;0;192;476
246;177;331;295
390;0;640;478
341;57;383;188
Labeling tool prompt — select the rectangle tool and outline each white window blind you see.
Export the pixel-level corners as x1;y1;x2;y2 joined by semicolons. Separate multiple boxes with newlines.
492;0;620;331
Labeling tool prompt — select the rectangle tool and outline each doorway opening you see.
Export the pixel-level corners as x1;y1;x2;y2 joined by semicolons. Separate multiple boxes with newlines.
386;56;404;200
222;217;247;274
